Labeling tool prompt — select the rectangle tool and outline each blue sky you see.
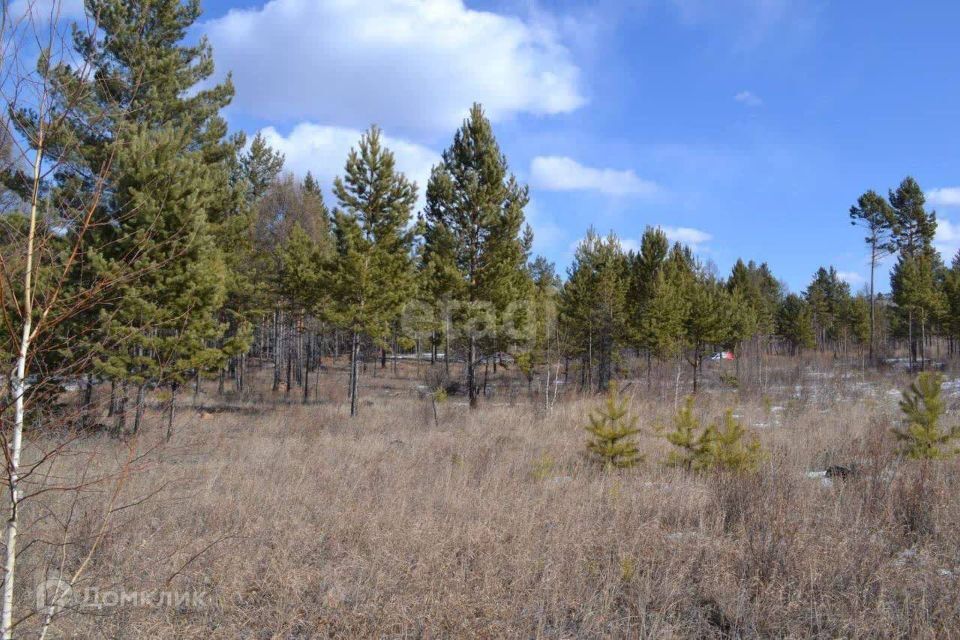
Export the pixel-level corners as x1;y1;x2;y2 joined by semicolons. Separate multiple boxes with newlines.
87;0;960;291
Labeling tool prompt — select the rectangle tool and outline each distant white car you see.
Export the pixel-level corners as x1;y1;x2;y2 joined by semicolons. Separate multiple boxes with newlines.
710;351;735;361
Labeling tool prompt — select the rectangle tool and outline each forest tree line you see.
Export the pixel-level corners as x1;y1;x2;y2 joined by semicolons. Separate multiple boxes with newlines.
2;0;960;431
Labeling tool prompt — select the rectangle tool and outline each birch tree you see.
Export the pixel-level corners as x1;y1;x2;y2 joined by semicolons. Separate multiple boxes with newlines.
0;2;127;634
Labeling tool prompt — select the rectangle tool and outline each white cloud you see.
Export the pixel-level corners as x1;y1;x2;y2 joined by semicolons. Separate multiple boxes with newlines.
837;271;865;286
524;200;566;253
935;216;960;261
670;0;817;49
8;0;84;21
529;156;659;197
259;123;439;204
204;0;585;134
927;187;960;208
660;225;712;250
734;90;763;107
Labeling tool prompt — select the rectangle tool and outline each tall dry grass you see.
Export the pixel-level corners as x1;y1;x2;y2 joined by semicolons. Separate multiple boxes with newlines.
11;366;960;638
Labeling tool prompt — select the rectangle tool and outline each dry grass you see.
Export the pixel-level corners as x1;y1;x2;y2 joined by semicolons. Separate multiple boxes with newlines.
11;364;960;638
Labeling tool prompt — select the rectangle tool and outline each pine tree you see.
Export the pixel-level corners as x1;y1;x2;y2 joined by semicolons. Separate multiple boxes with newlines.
642;268;689;363
890;177;936;258
727;259;782;339
683;271;734;393
895;372;959;460
777;294;815;355
850;189;896;361
891;248;945;369
804;266;853;352
663;398;763;473
944;252;960;354
558;230;629;392
242;132;285;202
42;0;243;413
584;383;642;469
93;126;226;437
627;227;669;345
328;126;417;415
626;227;670;384
422;104;531;408
889;177;940;368
521;256;560;390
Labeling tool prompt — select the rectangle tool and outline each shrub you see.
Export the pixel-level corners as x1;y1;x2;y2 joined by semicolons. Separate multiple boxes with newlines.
584;383;642;469
663;397;764;473
895;372;959;460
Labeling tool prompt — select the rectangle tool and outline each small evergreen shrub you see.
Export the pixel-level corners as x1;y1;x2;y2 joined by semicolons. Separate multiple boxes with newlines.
663;397;764;473
719;372;739;389
895;372;959;460
584;383;643;469
530;454;555;481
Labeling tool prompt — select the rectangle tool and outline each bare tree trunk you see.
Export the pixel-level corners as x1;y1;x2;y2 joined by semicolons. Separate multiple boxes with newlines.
909;308;915;370
869;242;876;363
165;383;178;442
482;356;489;398
273;308;282;392
79;373;94;430
303;339;311;404
674;358;682;411
108;379;117;417
392;332;398;377
349;331;360;416
587;324;593;393
132;383;146;435
444;314;450;376
115;382;128;434
285;345;292;395
2;117;45;638
468;334;477;409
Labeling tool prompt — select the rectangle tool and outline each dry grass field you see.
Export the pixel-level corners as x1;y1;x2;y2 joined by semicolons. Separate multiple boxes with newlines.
12;359;960;638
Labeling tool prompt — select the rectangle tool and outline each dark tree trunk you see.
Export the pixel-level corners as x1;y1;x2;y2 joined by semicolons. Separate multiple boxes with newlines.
165;383;178;443
468;334;477;409
79;374;94;430
349;331;360;416
132;383;145;435
303;339;311;404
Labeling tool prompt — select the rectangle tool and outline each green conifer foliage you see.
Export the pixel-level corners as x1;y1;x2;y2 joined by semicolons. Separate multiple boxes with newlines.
327;126;417;415
663;398;763;473
422;104;532;408
242;133;285;202
94;126;226;434
777;294;815;355
849;189;896;360
627;227;669;348
705;410;765;473
944;252;960;347
895;373;959;460
887;177;941;368
584;384;642;469
558;230;629;392
38;0;248;406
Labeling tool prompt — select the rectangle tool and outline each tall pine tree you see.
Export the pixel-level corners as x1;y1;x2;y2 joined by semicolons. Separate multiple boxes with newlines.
328;126;416;415
850;189;896;361
422;104;531;408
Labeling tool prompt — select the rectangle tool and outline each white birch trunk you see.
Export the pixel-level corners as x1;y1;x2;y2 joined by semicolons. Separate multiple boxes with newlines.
1;121;44;640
